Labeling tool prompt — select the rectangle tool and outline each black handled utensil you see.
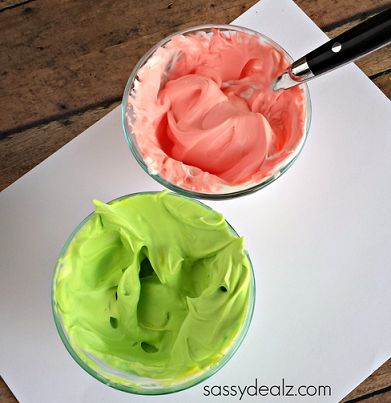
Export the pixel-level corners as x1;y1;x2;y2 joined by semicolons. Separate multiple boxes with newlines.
273;7;391;90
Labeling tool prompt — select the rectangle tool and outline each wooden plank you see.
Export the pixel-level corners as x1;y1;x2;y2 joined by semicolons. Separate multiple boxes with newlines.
363;390;391;403
342;359;391;402
346;389;391;403
0;0;34;12
373;72;391;96
0;377;16;403
295;0;391;30
0;100;119;191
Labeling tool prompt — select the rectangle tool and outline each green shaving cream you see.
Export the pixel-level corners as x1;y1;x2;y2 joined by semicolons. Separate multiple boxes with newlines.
54;191;252;383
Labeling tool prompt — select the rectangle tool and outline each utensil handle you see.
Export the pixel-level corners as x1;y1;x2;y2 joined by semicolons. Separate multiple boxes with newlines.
306;7;391;76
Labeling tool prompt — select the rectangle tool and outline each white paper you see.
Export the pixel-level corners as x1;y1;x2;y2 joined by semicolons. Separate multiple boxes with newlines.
1;1;390;402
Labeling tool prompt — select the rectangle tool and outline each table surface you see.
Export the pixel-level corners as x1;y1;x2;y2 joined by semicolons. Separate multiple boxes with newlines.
0;0;390;402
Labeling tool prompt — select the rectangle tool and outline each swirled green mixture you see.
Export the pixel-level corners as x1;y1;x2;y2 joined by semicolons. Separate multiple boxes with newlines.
54;191;252;383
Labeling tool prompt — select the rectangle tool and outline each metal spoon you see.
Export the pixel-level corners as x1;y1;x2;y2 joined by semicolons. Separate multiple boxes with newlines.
273;7;391;91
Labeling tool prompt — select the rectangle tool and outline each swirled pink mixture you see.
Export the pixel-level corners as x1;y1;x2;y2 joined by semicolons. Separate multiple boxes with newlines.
128;29;306;193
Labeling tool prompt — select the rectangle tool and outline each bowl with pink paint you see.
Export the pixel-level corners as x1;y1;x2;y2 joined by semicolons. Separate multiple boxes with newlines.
122;24;311;199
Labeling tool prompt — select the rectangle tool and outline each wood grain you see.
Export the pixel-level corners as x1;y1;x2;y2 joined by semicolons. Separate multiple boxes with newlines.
365;391;391;403
373;72;391;96
0;99;119;190
295;0;391;30
346;390;391;403
342;360;391;401
0;0;34;11
0;377;16;403
0;1;390;402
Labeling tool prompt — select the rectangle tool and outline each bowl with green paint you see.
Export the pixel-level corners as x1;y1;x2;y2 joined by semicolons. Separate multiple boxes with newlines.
52;191;255;394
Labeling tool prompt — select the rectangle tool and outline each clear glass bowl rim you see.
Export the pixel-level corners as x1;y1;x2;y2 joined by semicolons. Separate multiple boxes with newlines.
122;24;312;200
51;191;256;395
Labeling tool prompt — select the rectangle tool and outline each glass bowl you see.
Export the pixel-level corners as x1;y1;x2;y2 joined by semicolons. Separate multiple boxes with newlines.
52;191;255;395
122;24;311;200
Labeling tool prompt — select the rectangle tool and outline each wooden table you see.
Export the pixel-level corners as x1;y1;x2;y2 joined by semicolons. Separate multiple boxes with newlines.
0;0;390;401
